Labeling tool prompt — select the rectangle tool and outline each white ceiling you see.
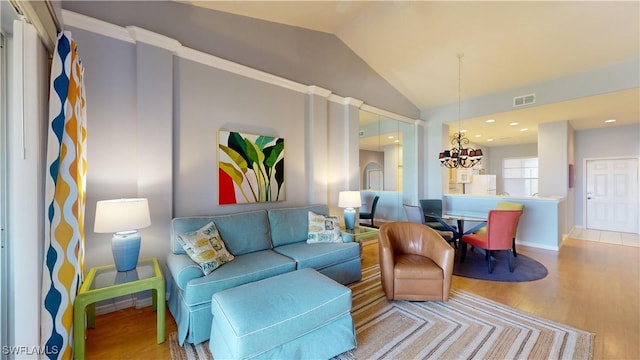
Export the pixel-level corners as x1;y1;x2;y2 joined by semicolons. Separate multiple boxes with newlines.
181;1;639;147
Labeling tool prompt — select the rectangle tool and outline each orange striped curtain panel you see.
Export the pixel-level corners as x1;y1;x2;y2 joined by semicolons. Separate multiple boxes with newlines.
41;31;87;360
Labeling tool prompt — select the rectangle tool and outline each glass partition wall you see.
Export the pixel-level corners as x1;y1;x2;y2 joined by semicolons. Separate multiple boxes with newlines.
358;109;417;225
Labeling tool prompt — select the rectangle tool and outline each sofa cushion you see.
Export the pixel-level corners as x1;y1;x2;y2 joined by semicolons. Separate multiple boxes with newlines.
268;205;329;247
177;221;235;275
307;211;342;243
274;242;360;271
171;210;272;256
182;250;295;307
211;210;272;255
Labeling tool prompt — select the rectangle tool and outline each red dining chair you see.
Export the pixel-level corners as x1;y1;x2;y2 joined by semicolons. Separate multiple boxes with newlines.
461;210;522;273
472;201;524;257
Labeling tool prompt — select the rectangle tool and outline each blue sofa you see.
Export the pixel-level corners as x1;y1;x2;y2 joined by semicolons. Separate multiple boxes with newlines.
166;204;362;345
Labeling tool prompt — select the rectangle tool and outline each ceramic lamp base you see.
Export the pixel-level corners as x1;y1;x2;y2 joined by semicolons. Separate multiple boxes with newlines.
112;231;141;272
343;208;356;231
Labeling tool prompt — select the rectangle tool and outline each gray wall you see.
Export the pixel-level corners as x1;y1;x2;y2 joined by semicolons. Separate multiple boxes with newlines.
538;121;571;196
63;8;388;273
72;26;176;307
174;58;308;215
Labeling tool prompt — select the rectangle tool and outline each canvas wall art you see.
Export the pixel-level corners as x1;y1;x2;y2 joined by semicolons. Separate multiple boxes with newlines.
218;130;285;204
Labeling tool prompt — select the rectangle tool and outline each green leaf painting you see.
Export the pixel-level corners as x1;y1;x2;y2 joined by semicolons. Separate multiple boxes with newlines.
218;130;285;204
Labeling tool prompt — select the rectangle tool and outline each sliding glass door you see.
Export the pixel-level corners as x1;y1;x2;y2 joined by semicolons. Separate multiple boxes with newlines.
358;109;417;223
0;31;8;359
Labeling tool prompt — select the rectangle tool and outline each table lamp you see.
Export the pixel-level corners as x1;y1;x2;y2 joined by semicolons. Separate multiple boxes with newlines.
338;191;361;231
94;198;151;272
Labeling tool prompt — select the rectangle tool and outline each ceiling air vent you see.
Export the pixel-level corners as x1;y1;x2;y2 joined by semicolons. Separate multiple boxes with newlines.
513;93;536;107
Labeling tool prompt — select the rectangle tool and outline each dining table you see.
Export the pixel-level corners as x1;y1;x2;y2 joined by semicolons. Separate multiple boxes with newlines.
432;213;487;260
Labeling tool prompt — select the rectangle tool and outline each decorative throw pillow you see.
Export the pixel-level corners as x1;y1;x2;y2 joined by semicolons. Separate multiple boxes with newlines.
178;221;235;275
307;211;343;243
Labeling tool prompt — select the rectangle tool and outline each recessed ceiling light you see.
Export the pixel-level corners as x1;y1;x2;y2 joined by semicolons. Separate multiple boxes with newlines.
604;119;616;123
474;134;481;138
485;119;495;123
460;129;467;133
387;135;394;139
520;128;528;132
394;140;399;143
487;138;494;142
509;122;519;126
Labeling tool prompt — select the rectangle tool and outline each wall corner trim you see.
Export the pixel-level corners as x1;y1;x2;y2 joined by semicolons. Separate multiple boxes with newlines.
126;26;181;52
61;9;134;44
342;97;364;107
307;85;332;98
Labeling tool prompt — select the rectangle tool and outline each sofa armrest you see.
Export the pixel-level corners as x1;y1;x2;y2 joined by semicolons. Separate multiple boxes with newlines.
167;253;203;290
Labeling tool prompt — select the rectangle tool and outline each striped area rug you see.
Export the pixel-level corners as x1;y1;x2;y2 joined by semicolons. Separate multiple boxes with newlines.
170;265;594;360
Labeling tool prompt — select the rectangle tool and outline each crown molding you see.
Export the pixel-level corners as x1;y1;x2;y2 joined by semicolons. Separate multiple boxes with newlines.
360;103;418;124
175;47;308;94
61;9;134;44
126;26;181;52
60;10;416;122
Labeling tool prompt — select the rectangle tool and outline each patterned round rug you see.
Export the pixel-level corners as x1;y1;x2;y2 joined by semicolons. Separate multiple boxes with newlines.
453;248;548;282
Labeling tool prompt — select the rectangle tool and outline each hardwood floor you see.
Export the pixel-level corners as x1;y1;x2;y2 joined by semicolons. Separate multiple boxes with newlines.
85;237;639;359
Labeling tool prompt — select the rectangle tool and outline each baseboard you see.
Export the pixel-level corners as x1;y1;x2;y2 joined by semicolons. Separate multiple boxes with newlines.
94;292;169;315
516;240;559;252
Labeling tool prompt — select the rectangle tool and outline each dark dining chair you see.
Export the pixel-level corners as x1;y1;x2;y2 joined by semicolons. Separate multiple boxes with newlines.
403;204;454;244
419;199;455;232
461;210;522;273
359;195;379;227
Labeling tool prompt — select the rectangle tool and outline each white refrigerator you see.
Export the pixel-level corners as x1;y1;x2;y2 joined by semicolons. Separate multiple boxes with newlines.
466;175;496;195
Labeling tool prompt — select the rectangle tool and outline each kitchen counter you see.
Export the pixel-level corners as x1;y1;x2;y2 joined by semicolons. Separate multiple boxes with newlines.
443;194;566;251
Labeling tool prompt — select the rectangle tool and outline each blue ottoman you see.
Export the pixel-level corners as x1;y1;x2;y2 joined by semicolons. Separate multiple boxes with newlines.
209;268;356;359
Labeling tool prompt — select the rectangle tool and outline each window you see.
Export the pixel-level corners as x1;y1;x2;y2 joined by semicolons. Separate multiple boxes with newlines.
503;157;538;196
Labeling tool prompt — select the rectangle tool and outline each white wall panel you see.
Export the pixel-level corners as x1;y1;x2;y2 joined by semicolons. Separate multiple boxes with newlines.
7;20;47;356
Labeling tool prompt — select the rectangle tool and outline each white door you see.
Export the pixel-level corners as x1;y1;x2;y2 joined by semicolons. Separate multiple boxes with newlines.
367;169;383;191
586;158;639;233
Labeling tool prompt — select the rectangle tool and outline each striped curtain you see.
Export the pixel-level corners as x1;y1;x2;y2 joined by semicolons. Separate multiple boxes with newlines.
41;31;87;360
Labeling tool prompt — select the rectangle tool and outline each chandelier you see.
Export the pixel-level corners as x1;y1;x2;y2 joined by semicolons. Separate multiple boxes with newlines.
438;54;483;169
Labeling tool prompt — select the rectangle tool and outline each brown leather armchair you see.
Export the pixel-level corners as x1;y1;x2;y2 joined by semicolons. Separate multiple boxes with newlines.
379;222;455;301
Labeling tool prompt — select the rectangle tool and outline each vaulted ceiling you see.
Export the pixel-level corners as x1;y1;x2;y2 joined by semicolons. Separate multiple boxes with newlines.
180;1;639;147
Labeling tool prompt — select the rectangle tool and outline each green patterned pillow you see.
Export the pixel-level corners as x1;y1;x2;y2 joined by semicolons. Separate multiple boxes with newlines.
307;211;343;243
178;221;235;275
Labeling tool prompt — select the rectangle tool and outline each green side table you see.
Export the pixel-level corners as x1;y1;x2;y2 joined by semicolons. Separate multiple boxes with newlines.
73;257;165;360
341;225;379;243
341;226;379;256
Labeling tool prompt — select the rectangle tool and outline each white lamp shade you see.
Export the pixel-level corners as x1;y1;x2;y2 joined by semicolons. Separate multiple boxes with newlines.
94;198;151;233
338;191;362;208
